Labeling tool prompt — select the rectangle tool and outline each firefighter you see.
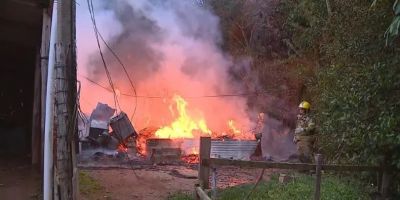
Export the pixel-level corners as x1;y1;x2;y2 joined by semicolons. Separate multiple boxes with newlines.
293;101;316;163
254;112;265;141
251;112;265;160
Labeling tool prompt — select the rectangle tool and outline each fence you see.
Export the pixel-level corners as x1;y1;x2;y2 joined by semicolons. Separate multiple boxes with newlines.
195;137;391;200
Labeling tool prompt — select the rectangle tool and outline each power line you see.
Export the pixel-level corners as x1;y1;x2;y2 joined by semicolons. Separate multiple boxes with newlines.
86;0;138;120
96;27;138;120
78;73;268;99
87;0;121;112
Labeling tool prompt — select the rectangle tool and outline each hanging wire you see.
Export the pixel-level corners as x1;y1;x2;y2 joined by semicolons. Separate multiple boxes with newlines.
79;73;270;99
77;80;88;124
86;0;120;112
86;0;138;120
95;28;138;120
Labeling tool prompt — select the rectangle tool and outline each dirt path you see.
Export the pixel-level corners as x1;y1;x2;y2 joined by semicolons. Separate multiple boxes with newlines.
80;167;196;200
0;158;41;200
80;165;274;200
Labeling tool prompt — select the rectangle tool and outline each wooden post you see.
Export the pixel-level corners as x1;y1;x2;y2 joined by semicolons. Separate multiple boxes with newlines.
198;137;211;189
380;170;391;198
195;183;200;200
196;187;211;200
377;170;383;192
32;52;42;166
211;167;217;199
40;8;51;172
54;0;77;199
314;154;323;200
379;155;393;198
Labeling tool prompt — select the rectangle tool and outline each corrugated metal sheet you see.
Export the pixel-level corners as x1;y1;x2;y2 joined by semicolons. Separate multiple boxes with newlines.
211;140;258;160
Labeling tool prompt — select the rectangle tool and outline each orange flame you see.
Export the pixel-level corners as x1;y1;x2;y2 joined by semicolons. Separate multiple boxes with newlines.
117;143;128;153
228;119;241;136
155;95;211;139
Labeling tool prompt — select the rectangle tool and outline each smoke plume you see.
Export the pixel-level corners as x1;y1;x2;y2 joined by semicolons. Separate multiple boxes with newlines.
77;0;252;132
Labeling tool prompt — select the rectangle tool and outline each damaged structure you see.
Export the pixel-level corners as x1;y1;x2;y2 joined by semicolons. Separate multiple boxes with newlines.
80;103;137;155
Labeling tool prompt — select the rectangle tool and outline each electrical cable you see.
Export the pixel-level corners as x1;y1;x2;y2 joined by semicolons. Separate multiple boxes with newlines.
86;0;121;112
79;73;269;99
95;29;138;121
77;80;88;123
86;0;138;120
244;168;266;200
86;1;142;179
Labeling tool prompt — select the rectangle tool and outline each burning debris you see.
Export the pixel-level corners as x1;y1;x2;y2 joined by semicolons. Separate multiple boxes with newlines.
80;103;137;159
79;99;263;165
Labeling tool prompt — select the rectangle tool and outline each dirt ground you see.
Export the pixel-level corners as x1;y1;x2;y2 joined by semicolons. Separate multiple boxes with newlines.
0;157;41;200
80;165;274;200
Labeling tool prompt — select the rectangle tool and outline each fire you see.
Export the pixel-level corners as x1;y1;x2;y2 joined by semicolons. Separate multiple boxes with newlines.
228;120;241;136
188;147;198;155
155;95;211;139
117;143;128;153
135;95;256;160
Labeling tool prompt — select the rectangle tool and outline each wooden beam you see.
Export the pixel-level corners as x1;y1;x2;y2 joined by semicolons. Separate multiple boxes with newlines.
206;158;382;172
198;137;211;189
322;164;381;172
195;185;212;200
0;1;43;25
207;158;315;170
31;49;42;165
6;0;44;8
314;154;322;200
40;8;51;173
211;167;217;199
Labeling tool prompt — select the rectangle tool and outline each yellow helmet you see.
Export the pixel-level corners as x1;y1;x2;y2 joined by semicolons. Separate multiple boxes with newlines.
299;101;311;110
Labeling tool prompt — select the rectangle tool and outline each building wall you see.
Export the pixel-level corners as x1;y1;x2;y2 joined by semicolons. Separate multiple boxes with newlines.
0;0;44;156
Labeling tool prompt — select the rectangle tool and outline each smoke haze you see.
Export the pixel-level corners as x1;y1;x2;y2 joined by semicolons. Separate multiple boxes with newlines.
77;0;252;133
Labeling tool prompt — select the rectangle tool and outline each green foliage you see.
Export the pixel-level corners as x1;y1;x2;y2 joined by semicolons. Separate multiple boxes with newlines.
372;0;400;45
282;0;400;170
208;0;250;54
168;174;370;200
315;63;400;167
167;192;193;200
385;15;400;45
282;0;327;55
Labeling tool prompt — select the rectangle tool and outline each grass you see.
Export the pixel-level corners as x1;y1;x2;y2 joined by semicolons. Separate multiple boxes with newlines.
79;171;103;196
168;174;370;200
167;192;195;200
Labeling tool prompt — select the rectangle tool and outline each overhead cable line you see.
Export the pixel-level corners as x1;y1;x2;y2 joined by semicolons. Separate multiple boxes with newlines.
86;0;121;112
95;27;138;119
79;73;268;99
86;0;138;120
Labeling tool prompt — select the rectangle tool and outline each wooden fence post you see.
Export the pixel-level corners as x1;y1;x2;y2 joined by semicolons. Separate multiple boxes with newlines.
195;183;201;200
211;167;217;199
379;155;393;198
380;170;391;198
198;137;211;189
314;154;323;200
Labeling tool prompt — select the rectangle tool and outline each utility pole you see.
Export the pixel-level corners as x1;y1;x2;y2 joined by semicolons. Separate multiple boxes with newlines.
54;0;77;199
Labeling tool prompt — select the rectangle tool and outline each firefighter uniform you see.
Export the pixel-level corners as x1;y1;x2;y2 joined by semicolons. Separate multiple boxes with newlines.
294;101;316;163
